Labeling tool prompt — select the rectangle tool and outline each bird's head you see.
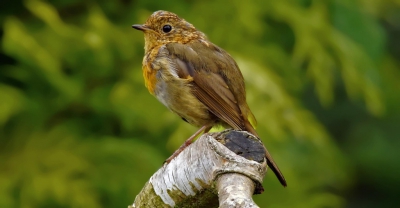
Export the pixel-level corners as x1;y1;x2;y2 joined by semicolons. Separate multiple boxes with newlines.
132;10;206;52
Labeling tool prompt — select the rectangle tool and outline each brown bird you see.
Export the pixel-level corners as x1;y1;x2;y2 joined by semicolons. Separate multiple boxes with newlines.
132;10;286;187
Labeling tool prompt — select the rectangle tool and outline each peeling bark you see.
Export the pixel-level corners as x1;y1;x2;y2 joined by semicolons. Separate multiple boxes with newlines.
130;130;267;208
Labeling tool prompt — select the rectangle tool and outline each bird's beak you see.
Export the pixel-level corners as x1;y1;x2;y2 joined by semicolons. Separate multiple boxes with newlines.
132;24;150;31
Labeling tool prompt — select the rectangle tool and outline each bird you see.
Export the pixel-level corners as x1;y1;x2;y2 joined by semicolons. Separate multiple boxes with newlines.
132;10;286;187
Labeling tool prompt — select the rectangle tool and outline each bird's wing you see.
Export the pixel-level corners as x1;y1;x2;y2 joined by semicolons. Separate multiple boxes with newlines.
164;42;287;187
164;41;246;130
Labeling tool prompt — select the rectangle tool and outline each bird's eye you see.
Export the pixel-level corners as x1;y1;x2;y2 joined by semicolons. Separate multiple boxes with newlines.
162;24;172;33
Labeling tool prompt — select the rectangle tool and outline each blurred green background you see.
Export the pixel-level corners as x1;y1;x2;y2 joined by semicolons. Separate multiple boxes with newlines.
1;0;399;207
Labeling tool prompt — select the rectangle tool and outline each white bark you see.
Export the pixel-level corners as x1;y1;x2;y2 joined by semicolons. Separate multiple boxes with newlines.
130;130;267;208
216;173;259;208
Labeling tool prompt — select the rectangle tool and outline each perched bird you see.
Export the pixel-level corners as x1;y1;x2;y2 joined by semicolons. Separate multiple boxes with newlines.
132;10;286;187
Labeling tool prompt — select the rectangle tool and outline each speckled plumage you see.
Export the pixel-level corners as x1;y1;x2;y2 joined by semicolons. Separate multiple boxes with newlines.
133;10;286;187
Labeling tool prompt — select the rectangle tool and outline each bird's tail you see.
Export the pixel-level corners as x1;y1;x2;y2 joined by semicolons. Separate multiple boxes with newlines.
244;121;287;187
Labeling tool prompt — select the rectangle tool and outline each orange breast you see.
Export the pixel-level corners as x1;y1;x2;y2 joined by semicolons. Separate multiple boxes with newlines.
142;47;161;95
143;64;157;95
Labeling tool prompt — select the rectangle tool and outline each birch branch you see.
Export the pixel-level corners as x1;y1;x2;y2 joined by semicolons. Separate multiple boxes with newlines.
130;130;268;208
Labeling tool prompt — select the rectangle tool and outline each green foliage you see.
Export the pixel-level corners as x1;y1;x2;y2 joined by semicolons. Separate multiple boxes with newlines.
1;0;399;207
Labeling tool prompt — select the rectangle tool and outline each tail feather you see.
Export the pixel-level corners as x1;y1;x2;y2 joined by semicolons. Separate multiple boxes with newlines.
244;121;287;187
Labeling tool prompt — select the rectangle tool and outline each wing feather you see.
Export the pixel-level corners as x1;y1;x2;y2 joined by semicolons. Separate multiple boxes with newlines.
166;42;246;130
